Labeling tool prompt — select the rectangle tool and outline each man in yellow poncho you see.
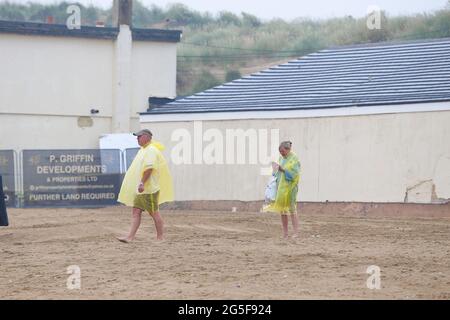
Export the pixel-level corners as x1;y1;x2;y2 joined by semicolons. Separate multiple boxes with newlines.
117;129;174;242
263;141;301;239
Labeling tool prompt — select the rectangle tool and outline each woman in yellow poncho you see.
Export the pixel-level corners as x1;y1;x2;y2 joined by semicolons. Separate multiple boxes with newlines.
117;129;174;243
263;141;301;239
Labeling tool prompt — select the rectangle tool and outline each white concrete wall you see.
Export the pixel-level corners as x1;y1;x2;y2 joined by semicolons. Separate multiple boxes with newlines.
0;34;114;118
141;109;450;204
0;33;177;150
0;114;112;150
131;41;177;117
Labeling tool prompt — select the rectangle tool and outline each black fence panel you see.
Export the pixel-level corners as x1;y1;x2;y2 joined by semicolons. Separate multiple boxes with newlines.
0;150;16;207
22;149;122;207
0;176;9;226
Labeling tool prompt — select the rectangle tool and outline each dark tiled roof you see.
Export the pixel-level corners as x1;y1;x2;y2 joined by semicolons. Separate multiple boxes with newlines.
146;38;450;115
132;28;181;42
0;20;181;42
0;20;118;39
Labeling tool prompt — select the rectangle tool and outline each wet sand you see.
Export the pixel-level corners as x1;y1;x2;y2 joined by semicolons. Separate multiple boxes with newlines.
1;206;449;299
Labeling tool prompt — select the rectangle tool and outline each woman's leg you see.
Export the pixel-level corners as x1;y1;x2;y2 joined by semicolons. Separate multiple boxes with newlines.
291;213;299;238
281;214;289;238
290;186;299;238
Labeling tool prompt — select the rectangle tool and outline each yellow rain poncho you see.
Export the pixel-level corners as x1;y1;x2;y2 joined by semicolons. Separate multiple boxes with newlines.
118;140;174;207
263;152;300;214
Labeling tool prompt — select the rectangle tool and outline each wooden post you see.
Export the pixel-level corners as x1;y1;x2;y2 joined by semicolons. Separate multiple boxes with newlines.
112;0;133;27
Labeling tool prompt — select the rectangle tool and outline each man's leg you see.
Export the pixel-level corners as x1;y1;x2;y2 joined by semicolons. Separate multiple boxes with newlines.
117;207;143;243
150;211;164;240
281;214;289;239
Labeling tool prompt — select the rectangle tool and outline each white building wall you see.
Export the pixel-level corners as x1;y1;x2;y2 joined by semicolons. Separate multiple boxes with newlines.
0;114;112;150
130;41;177;132
0;33;178;151
140;108;450;204
0;34;114;118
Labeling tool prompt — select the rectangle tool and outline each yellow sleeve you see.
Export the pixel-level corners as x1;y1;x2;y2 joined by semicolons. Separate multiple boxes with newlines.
143;147;157;170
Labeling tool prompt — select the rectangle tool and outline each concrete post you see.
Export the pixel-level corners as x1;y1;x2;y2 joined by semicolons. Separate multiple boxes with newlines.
112;0;133;133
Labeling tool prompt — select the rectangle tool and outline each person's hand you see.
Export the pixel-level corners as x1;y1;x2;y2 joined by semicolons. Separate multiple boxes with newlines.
271;162;279;172
138;182;144;193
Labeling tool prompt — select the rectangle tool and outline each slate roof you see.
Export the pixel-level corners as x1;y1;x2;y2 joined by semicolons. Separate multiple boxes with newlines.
0;20;181;42
145;38;450;115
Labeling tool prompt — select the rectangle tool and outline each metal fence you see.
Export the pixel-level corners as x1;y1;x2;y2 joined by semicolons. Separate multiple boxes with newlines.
0;148;139;208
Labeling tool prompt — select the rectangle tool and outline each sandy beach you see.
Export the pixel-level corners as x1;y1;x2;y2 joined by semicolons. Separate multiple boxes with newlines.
1;206;449;299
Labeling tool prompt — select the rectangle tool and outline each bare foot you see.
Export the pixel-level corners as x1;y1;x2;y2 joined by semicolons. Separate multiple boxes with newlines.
0;233;13;238
116;236;133;243
156;236;164;241
291;233;299;239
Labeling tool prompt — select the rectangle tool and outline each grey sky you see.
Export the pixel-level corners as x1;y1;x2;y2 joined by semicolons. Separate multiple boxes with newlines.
4;0;448;20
